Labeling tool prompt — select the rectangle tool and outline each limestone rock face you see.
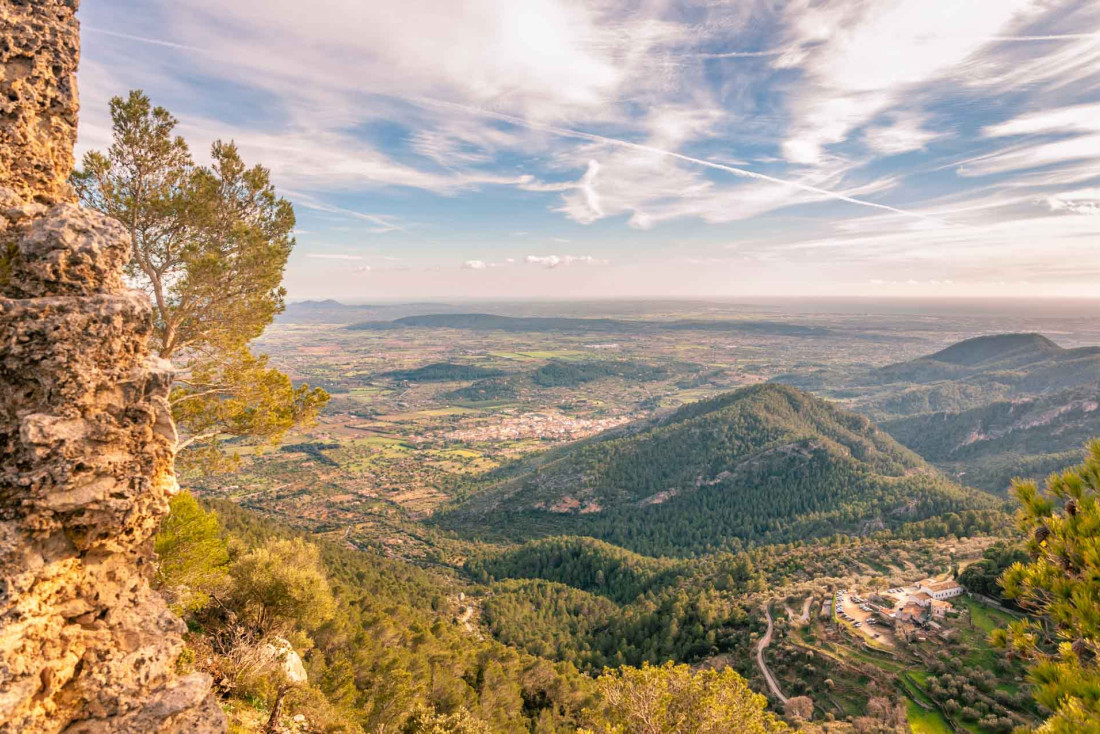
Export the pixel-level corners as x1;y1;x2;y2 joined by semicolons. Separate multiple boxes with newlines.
0;0;80;206
0;204;225;734
0;1;224;731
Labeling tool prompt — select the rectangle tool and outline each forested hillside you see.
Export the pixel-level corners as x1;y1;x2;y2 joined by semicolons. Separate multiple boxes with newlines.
439;384;994;555
882;383;1100;491
853;334;1100;418
167;497;595;732
167;497;901;730
774;333;1100;495
779;333;1100;417
382;362;506;382
531;360;670;387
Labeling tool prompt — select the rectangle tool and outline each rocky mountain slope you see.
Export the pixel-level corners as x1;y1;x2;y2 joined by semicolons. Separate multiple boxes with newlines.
774;333;1100;491
882;383;1100;491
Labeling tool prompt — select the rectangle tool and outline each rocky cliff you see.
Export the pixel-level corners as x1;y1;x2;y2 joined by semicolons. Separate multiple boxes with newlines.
0;1;224;731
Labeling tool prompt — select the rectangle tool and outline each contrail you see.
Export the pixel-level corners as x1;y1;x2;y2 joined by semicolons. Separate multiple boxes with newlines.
696;32;1100;60
411;97;945;224
289;192;404;233
699;49;787;58
83;26;216;55
982;32;1100;41
84;26;952;224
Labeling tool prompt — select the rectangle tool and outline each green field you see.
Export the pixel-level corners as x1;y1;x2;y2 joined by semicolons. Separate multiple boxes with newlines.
959;596;1016;634
907;699;953;734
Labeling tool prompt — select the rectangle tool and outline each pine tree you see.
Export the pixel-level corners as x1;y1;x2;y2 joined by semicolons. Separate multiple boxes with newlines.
73;90;327;474
153;491;230;614
994;440;1100;733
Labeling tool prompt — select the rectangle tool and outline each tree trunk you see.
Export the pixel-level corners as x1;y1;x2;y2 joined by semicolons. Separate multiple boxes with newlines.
264;684;291;733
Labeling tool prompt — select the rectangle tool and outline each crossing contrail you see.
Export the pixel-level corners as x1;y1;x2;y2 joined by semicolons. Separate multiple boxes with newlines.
85;26;964;224
695;32;1100;61
412;97;947;224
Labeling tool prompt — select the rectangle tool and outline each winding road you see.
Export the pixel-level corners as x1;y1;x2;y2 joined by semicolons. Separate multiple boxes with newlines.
756;606;789;705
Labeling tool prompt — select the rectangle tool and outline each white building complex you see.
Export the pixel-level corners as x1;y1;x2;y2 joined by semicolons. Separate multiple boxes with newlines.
917;579;964;601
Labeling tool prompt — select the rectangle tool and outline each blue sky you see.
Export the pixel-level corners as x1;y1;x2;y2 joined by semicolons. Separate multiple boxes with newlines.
78;0;1100;300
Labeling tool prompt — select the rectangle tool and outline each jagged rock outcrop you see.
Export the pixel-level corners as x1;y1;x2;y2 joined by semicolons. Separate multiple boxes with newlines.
0;1;224;731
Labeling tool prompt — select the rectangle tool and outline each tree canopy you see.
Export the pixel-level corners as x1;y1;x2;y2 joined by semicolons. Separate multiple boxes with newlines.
154;491;230;614
230;537;336;634
579;662;788;734
994;440;1100;732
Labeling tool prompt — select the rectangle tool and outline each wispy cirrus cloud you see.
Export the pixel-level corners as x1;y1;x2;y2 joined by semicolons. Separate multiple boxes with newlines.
79;0;1100;299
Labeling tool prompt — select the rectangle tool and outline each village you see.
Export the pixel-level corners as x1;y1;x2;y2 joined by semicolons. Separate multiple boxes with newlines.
444;411;632;442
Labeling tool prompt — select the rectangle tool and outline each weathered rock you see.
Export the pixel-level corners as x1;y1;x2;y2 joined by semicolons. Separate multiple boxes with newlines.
263;637;309;685
5;202;131;297
0;1;224;732
0;0;80;206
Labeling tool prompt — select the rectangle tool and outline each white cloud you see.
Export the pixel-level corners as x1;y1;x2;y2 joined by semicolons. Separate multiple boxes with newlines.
645;105;724;149
82;0;1100;300
168;0;628;121
525;254;609;268
306;253;364;260
568;160;604;224
863;113;940;155
985;102;1100;137
556;135;903;229
950;101;1100;176
747;201;1100;285
964;135;1100;177
83;0;952;232
776;0;1039;165
960;102;1100;177
1046;188;1100;215
87;0;696;202
179;117;541;195
462;259;516;269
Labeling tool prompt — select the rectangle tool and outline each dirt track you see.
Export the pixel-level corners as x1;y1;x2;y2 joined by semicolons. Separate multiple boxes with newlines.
756;606;788;705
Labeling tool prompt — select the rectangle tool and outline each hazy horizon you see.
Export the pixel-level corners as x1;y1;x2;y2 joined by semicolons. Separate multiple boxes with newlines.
79;0;1100;300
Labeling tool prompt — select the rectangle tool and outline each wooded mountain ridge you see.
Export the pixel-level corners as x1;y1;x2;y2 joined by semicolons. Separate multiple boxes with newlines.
438;383;995;555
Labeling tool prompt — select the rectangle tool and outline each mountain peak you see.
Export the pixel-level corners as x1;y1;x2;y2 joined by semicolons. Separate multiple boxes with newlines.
928;333;1060;366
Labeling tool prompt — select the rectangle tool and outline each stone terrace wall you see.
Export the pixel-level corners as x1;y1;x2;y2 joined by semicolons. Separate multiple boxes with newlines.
0;1;224;731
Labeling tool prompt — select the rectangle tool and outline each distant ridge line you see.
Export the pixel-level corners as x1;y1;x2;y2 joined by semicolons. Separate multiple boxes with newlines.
346;312;829;337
